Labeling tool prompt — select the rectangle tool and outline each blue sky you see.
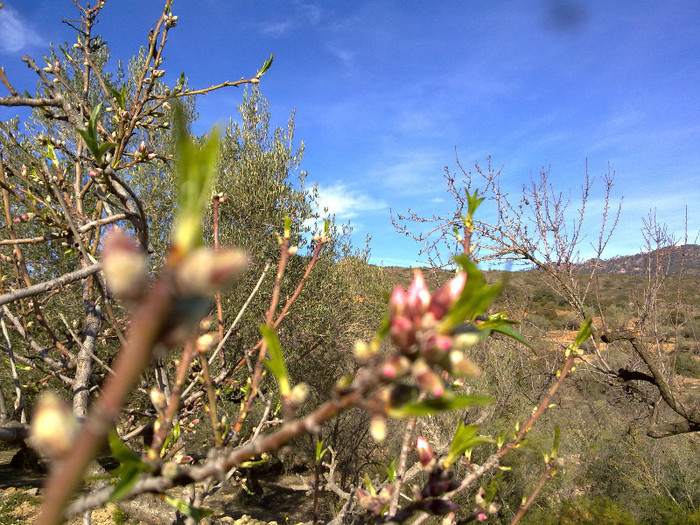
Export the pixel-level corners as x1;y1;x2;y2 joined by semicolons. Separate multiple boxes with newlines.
1;1;699;267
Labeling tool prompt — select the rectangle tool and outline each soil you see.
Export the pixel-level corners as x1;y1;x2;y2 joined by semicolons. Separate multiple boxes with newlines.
0;447;324;525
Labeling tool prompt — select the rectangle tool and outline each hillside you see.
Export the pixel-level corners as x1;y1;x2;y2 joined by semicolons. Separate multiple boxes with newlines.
578;243;700;276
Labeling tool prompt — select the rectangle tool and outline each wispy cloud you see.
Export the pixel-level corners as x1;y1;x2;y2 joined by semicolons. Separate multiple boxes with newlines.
0;6;43;54
370;148;446;196
314;183;386;221
260;20;294;38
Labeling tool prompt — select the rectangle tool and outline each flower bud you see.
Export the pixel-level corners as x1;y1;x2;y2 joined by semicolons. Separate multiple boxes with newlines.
286;382;309;407
288;245;298;256
442;513;456;525
30;392;78;459
149;387;166;410
413;359;444;397
370;416;387;443
389;285;407;319
448;350;481;377
420;499;459;515
381;355;411;380
176;248;248;297
429;272;466;320
138;140;146;153
195;332;219;353
422;333;453;362
390;315;415;351
407;270;430;318
416;436;434;467
353;340;375;363
102;228;149;301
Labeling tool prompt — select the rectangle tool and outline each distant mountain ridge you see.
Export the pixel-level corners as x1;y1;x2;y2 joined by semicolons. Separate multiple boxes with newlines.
578;244;700;276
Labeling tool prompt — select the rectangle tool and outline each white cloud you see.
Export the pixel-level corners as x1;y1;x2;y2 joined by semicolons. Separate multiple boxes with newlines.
313;183;386;221
260;20;294;37
370;148;445;196
0;6;43;54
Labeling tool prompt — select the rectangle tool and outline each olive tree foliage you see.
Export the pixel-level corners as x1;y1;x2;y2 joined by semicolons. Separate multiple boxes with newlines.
394;154;700;439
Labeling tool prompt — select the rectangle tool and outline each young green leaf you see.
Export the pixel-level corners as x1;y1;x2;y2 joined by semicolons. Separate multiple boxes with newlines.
389;392;493;418
465;188;485;217
440;255;502;333
260;324;290;396
315;439;327;464
164;496;213;522
77;102;113;166
444;422;496;468
386;459;397;482
108;432;152;502
552;424;561;459
171;102;220;254
256;53;274;78
573;317;593;348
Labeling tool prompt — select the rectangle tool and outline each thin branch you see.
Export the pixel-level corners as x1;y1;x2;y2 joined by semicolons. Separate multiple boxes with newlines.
0;263;102;307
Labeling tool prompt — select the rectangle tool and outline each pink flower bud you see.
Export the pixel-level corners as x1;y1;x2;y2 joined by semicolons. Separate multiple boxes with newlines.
422;333;453;362
138;140;146;153
413;359;444;397
407;270;430;318
429;272;466;320
390;315;415;350
389;285;407;319
147;151;157;159
416;436;434;467
381;355;411;380
89;170;98;177
21;164;27;177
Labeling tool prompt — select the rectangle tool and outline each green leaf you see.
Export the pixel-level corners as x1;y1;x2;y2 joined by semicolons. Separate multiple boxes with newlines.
77;102;106;165
107;84;127;109
256;53;274;78
389;391;493;418
363;473;376;496
171;102;220;254
386;459;397;482
108;432;153;502
484;471;503;503
376;313;391;341
45;143;59;168
573;317;593;348
552;425;560;459
108;431;141;464
283;214;291;239
481;314;533;350
240;456;268;468
440;256;502;333
109;463;141;502
465;188;485;217
444;422;495;468
315;439;327;463
260;324;290;396
164;495;213;522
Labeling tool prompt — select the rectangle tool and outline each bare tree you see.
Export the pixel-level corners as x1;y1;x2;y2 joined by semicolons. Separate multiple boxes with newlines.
394;152;700;438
